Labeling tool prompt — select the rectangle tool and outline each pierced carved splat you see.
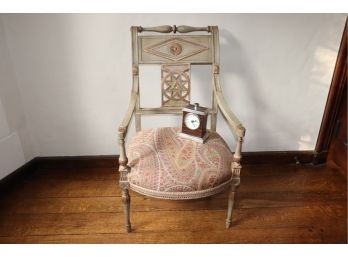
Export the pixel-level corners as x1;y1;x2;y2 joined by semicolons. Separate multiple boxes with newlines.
161;64;191;107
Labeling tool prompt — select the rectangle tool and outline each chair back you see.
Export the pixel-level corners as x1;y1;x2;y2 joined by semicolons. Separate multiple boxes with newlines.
130;25;220;132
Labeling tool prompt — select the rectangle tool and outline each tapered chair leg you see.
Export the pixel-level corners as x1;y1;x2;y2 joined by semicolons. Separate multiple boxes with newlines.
226;186;236;228
122;188;132;232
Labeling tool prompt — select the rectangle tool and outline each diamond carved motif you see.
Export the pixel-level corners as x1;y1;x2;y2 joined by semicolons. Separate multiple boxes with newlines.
145;38;208;61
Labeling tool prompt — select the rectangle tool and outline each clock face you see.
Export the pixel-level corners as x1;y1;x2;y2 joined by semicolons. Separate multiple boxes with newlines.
184;113;200;130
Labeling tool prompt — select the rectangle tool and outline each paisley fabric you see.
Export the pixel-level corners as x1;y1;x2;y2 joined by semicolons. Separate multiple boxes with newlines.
127;127;233;193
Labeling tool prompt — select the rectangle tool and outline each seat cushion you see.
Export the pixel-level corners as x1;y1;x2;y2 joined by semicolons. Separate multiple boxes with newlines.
127;127;233;199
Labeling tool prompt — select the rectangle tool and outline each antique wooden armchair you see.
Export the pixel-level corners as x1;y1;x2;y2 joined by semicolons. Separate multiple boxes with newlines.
118;25;246;232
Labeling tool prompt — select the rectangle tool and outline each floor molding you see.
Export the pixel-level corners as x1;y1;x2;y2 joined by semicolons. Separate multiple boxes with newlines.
0;158;38;192
33;151;316;169
35;155;119;169
0;150;317;186
242;151;315;165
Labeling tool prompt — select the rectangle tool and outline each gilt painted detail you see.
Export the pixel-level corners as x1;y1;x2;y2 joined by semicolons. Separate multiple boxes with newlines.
170;43;183;56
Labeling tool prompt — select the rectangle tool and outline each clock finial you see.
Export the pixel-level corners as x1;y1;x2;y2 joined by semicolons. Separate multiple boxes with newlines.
194;103;199;110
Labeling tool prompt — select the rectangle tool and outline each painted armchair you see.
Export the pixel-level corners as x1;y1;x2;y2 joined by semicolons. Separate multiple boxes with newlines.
118;25;246;232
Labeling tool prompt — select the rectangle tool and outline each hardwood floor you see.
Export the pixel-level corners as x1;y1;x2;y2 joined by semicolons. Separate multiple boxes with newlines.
0;163;346;243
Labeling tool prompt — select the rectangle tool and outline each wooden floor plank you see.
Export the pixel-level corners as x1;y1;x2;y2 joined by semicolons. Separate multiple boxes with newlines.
2;167;345;199
0;191;345;214
30;167;118;181
0;163;346;243
0;205;345;236
1;225;346;243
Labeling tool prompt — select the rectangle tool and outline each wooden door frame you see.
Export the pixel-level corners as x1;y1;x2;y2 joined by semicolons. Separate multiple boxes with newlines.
314;18;347;164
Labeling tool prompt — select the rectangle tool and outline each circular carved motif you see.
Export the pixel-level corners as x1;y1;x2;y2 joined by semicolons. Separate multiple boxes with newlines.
169;43;182;56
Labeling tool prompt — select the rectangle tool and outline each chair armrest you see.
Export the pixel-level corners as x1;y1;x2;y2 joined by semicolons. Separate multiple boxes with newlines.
118;92;137;136
213;77;246;139
118;92;137;183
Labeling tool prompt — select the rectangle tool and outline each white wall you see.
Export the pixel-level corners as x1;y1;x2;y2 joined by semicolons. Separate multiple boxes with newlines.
1;14;346;156
0;17;36;178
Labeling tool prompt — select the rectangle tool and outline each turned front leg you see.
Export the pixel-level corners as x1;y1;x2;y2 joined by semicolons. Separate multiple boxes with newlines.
226;174;241;228
226;188;236;228
122;188;131;232
226;136;242;228
118;130;132;233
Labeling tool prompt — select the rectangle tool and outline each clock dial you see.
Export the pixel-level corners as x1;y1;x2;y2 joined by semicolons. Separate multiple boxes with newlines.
184;113;200;130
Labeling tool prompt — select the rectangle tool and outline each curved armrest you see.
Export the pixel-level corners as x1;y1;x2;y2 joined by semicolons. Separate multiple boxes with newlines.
213;76;246;139
118;92;137;136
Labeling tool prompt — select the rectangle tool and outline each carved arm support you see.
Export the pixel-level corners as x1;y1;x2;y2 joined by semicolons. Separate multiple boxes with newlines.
118;92;137;188
231;137;242;188
118;92;137;135
213;76;246;139
213;75;245;187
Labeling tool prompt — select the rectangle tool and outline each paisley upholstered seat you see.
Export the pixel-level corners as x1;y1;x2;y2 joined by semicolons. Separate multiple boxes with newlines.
127;127;233;199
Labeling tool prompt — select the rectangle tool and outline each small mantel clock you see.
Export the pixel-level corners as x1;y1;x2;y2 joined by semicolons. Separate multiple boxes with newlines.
178;103;209;143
